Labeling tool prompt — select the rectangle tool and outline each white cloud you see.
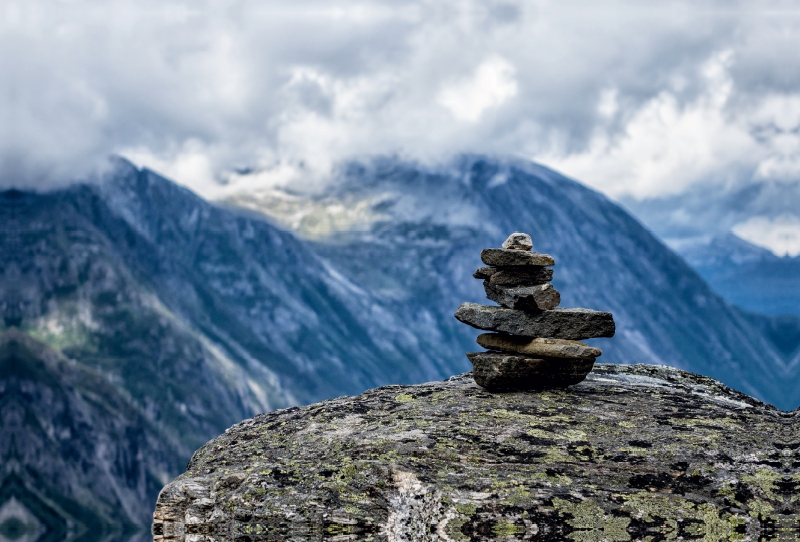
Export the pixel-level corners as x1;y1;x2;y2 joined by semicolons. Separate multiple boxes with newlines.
751;95;800;181
124;143;218;196
541;51;800;199
1;0;800;205
733;214;800;257
437;56;518;122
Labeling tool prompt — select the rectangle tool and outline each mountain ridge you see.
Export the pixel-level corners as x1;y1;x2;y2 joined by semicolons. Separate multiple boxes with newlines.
1;327;182;529
676;232;800;316
2;154;798;531
225;155;795;408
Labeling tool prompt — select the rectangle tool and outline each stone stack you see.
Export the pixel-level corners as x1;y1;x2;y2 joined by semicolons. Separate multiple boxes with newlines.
455;233;615;391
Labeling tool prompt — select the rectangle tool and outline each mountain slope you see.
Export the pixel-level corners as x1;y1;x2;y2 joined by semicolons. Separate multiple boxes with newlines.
3;157;494;463
89;160;454;397
0;328;182;529
3;160;499;527
676;233;800;316
227;156;794;409
1;183;291;457
620;178;800;247
743;312;800;373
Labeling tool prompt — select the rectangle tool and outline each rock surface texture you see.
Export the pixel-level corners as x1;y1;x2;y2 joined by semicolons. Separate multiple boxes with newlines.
476;335;602;360
467;352;595;388
152;364;800;542
481;248;556;267
487;267;554;286
501;232;534;251
456;236;614;389
483;282;561;311
456;304;615;341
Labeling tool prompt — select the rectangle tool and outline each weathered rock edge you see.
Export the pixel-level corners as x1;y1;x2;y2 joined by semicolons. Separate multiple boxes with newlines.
455;302;615;340
481;248;555;267
473;266;554;286
483;281;561;311
153;364;800;542
476;334;602;360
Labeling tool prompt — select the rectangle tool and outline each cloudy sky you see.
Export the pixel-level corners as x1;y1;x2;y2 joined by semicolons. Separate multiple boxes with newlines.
3;0;800;252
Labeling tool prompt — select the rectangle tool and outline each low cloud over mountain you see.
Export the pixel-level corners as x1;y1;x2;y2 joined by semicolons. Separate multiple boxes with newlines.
3;0;799;219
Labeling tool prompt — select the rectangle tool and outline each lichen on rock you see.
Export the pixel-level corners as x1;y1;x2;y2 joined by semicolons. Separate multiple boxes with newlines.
153;364;800;541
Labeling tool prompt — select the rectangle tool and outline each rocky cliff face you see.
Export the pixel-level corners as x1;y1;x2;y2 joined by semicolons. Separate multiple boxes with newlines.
153;364;799;542
0;328;182;530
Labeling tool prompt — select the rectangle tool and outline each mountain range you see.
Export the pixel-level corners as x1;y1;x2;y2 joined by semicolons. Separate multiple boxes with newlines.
621;177;800;324
1;155;797;534
676;232;800;316
227;156;795;406
620;177;800;248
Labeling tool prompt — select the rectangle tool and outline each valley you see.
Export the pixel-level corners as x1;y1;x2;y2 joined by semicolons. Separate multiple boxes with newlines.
2;155;798;534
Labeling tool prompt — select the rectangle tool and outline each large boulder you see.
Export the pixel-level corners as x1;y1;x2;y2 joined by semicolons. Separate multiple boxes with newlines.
153;364;799;542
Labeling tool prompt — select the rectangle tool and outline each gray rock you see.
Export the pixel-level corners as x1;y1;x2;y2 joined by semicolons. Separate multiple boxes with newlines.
473;266;554;285
467;351;593;390
483;281;560;311
501;232;533;251
481;248;555;267
488;266;553;286
476;333;602;359
454;302;615;339
153;364;796;542
472;266;497;279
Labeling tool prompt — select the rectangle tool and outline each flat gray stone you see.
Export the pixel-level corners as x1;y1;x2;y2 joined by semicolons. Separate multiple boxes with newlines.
473;266;554;285
501;232;533;251
481;248;555;267
467;352;594;390
472;266;497;280
483;281;560;311
454;302;615;340
488;266;553;286
476;333;602;359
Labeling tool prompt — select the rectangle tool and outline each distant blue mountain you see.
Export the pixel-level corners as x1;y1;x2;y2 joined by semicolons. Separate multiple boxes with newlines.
621;178;800;243
744;312;800;371
676;233;800;316
0;329;182;534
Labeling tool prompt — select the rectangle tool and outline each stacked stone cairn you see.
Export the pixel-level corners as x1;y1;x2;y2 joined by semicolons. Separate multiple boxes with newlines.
454;233;615;391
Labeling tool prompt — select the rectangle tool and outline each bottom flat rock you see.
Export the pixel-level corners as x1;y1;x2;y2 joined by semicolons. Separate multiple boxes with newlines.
467;351;593;390
153;364;800;542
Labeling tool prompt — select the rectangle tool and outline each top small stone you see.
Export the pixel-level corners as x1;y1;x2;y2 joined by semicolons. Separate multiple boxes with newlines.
501;232;533;251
